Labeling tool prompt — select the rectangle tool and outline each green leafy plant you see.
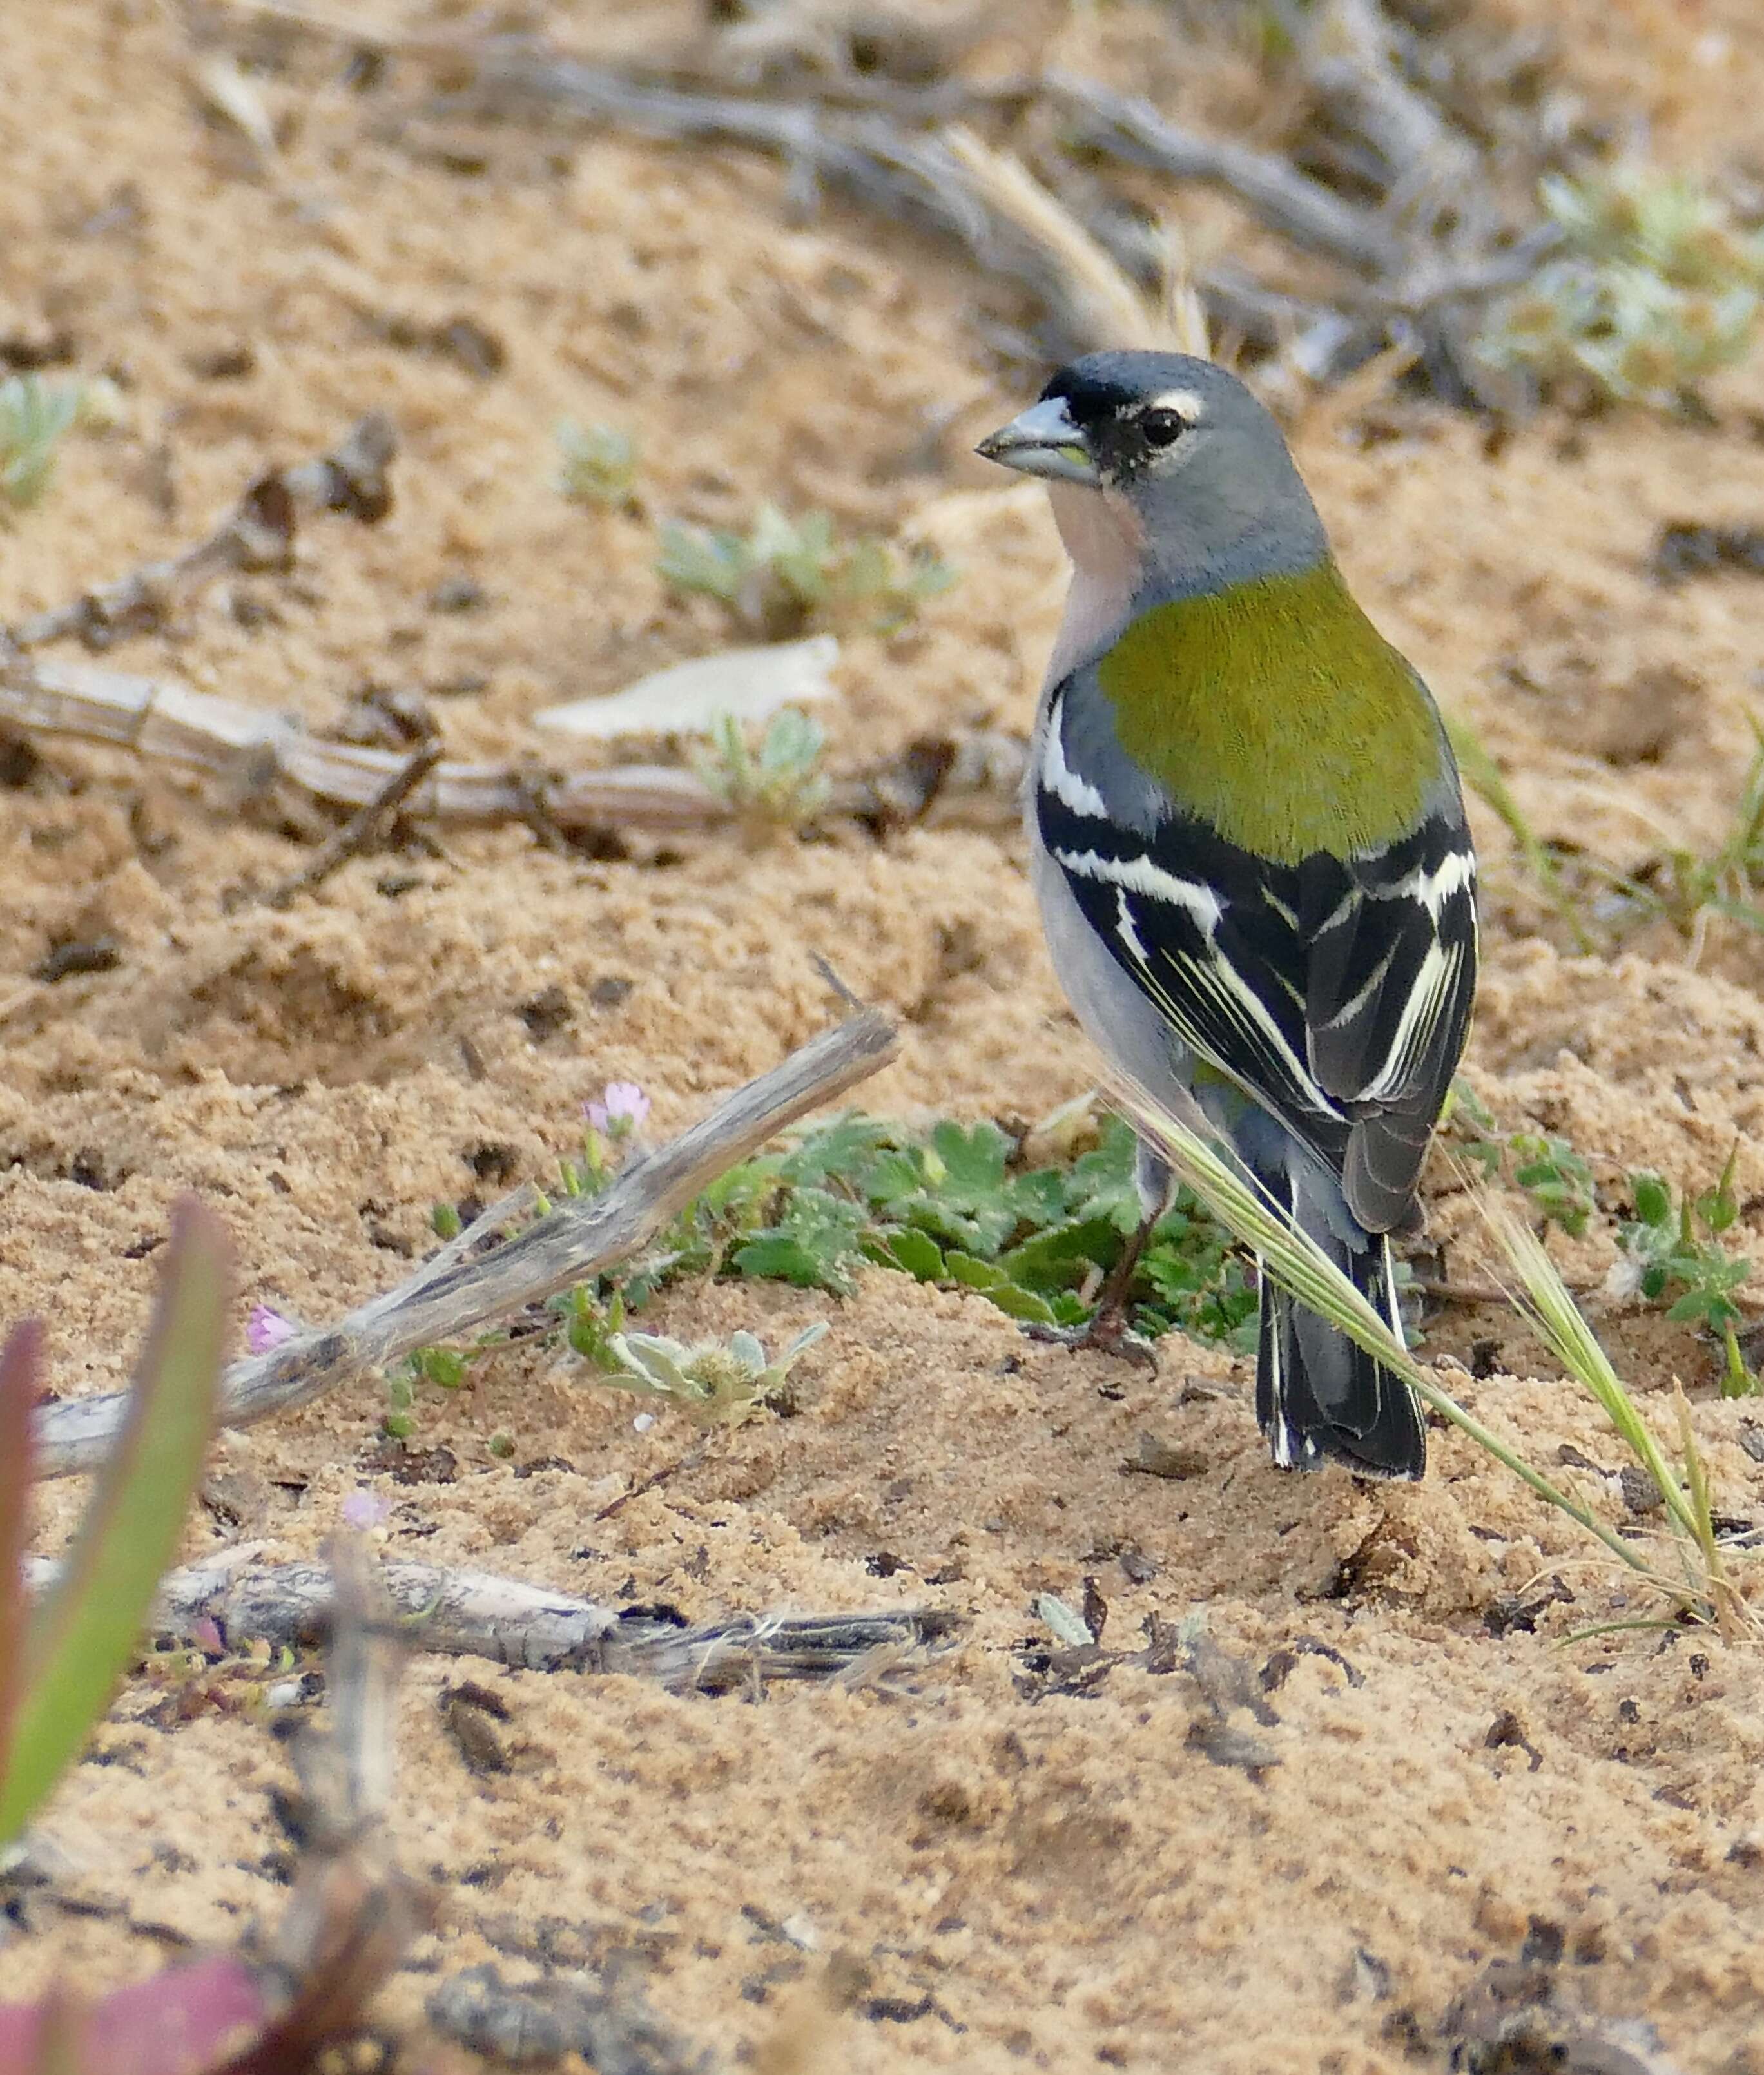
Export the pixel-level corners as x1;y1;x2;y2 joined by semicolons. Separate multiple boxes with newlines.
641;1108;1254;1348
1618;1153;1756;1394
657;502;954;636
401;1108;1255;1440
590;1322;829;1427
692;709;831;827
0;374;115;514
555;419;639;507
1477;163;1764;412
1450;1086;1598;1237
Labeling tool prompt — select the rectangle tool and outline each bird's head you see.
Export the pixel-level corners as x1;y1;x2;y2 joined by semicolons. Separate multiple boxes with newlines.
976;350;1328;595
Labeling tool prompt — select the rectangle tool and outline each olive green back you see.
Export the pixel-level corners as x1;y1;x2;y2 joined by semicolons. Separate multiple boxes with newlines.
1096;561;1439;864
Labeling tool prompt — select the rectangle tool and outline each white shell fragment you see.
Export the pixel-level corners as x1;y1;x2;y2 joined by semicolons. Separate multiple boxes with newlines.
534;635;840;740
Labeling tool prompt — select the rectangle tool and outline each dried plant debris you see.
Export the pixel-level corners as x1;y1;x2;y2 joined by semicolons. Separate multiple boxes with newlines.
32;1010;900;1479
0;1537;430;2075
1440;1956;1687;2074
1651;520;1764;584
124;1550;953;1689
6;413;396;650
429;1961;713;2074
199;2;1607;403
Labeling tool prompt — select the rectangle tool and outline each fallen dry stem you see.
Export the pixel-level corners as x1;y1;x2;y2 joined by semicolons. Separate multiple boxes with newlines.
6;414;396;651
32;1009;900;1478
263;741;443;907
244;1534;433;2067
124;1548;951;1688
1049;72;1404;277
0;648;730;832
0;651;1029;840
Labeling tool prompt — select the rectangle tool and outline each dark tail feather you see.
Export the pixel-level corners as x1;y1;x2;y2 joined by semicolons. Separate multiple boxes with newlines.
1254;1179;1426;1480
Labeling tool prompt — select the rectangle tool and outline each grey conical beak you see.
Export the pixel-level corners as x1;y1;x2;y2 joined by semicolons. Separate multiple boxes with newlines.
975;396;1099;486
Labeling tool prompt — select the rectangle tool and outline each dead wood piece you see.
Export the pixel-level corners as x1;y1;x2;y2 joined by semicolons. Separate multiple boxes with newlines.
8;413;396;652
0;648;732;829
139;1551;954;1689
423;53;1145;354
1439;1956;1685;2074
429;1961;712;2074
1050;72;1404;278
0;645;1029;840
243;1536;434;2069
264;741;443;906
33;1008;899;1478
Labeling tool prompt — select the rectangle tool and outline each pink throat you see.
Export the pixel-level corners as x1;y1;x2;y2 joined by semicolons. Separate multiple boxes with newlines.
1044;483;1146;684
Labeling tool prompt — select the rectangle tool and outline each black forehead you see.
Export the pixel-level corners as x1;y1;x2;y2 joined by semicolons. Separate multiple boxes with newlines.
1040;351;1205;429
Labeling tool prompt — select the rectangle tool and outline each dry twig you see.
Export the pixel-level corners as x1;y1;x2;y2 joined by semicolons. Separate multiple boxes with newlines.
263;741;443;907
251;1534;433;2060
34;1009;900;1478
6;414;396;651
0;650;1025;836
1050;72;1404;278
124;1547;953;1688
0;647;729;830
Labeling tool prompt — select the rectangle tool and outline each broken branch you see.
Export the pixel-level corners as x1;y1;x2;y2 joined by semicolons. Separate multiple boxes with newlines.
7;414;396;652
1050;72;1406;278
124;1549;953;1689
33;1008;900;1478
0;647;730;830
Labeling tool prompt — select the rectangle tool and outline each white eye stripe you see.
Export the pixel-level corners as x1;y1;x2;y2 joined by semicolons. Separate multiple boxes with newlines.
1144;389;1205;423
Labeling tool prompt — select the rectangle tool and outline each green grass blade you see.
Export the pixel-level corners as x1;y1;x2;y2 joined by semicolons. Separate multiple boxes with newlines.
0;1322;45;1812
0;1203;228;1845
1478;1201;1703;1544
1107;1077;1674;1589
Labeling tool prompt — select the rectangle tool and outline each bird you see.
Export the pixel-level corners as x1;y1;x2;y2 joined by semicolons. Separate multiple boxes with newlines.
976;350;1477;1480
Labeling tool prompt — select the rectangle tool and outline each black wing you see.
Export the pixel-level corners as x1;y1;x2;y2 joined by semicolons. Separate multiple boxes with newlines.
1037;693;1477;1230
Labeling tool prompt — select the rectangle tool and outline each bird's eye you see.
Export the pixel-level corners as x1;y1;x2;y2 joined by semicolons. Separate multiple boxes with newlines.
1139;407;1188;449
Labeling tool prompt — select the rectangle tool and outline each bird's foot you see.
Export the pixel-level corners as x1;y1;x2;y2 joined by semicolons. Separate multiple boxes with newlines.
1022;1306;1159;1369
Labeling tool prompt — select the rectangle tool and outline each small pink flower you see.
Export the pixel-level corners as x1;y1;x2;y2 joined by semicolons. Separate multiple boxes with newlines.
340;1489;392;1531
247;1303;297;1355
585;1080;650;1138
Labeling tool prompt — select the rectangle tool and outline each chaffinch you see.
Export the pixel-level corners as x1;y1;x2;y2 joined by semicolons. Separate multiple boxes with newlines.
978;350;1477;1479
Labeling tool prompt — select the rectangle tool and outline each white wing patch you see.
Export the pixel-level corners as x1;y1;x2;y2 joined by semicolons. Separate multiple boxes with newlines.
1056;842;1346;1124
1365;847;1476;922
1052;844;1224;931
1359;940;1467;1103
1039;698;1110;820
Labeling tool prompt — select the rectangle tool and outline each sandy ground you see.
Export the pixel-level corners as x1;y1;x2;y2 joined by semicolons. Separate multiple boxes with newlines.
5;2;1764;2070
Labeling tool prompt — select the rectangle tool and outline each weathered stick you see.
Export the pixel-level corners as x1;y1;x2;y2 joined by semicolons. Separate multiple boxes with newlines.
263;741;444;906
0;647;730;830
7;415;396;651
1049;72;1405;278
33;1009;900;1478
0;649;1025;835
121;1549;952;1688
